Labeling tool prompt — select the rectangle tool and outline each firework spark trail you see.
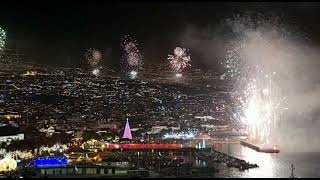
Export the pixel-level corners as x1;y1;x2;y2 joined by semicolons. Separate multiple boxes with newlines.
235;70;286;144
0;27;5;50
167;47;191;73
120;35;143;71
0;27;6;58
222;14;292;144
85;48;102;67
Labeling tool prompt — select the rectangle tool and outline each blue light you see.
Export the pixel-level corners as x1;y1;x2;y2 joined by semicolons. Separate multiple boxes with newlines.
34;157;68;168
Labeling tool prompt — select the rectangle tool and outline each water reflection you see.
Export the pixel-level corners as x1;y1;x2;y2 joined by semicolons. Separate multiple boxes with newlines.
195;156;207;167
216;143;320;178
238;145;275;178
216;144;279;178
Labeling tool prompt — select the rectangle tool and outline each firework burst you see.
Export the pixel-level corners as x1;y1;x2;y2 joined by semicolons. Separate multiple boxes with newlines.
121;35;143;71
233;70;287;144
0;27;6;57
167;47;191;73
0;27;5;50
85;48;102;67
222;13;293;144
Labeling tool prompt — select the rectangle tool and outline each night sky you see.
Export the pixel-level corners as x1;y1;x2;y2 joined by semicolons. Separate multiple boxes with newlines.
2;2;320;69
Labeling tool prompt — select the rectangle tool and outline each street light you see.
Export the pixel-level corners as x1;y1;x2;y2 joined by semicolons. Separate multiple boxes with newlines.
158;152;161;172
225;124;230;156
151;149;154;170
137;152;140;168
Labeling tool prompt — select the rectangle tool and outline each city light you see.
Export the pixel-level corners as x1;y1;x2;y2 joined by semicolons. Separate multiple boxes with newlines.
163;132;195;139
129;70;138;79
175;73;182;78
92;68;100;76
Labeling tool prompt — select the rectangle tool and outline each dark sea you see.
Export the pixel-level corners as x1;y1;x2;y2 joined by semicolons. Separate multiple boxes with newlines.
216;144;320;178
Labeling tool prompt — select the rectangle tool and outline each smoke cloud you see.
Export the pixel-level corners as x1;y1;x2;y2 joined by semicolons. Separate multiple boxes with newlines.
179;12;320;152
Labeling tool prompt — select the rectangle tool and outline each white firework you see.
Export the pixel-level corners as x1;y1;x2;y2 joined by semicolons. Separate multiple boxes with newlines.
222;14;292;144
167;47;191;72
0;27;6;51
85;48;102;67
121;35;143;70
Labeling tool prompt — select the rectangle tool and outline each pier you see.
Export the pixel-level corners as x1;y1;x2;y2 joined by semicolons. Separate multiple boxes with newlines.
240;141;280;153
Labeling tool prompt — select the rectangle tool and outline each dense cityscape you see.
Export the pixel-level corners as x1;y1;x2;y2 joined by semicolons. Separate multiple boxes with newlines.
0;52;252;177
1;2;320;178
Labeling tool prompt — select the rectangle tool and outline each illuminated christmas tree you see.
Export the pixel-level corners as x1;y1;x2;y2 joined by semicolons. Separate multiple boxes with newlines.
122;118;132;140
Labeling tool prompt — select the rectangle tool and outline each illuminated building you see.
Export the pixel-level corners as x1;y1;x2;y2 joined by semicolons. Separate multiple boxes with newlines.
0;112;21;120
3;114;21;120
34;165;150;178
34;157;69;168
150;126;168;134
163;132;196;139
0;126;24;144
